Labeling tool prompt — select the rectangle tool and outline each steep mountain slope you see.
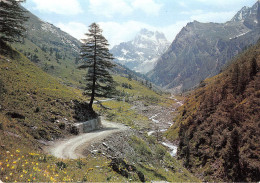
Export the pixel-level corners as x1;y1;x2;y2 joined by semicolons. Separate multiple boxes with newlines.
111;29;170;74
12;7;86;87
148;1;260;92
166;41;260;182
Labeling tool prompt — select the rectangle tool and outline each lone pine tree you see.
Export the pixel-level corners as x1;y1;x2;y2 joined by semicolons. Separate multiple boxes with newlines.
0;0;28;43
79;23;116;110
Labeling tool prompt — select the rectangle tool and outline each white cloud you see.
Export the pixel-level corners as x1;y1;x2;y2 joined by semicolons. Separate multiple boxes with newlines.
99;20;187;47
89;0;133;17
55;20;186;47
99;21;149;47
181;9;236;23
195;0;252;7
131;0;163;16
159;21;188;42
56;22;88;40
179;2;187;8
89;0;163;17
31;0;83;15
189;11;236;23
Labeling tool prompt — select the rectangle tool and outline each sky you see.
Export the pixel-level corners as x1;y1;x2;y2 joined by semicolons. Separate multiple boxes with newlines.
23;0;257;47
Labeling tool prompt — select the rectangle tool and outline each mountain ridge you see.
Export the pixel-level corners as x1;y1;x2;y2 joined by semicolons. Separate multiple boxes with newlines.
148;1;260;93
166;39;260;182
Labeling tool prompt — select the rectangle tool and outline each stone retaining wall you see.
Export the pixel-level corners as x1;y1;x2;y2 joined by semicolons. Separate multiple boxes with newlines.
74;117;102;133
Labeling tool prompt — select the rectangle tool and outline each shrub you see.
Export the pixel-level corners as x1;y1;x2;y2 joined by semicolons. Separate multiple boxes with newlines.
70;126;79;135
58;122;65;130
56;161;67;170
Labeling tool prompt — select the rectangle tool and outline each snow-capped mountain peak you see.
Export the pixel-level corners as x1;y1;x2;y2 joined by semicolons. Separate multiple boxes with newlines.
231;1;260;23
111;29;170;74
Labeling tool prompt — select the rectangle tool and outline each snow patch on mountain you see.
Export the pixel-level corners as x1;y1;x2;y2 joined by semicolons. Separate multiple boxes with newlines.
111;29;170;74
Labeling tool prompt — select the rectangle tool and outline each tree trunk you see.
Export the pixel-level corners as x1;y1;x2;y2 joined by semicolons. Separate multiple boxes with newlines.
89;30;97;110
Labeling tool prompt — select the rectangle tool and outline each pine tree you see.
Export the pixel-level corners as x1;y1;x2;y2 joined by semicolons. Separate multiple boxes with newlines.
78;23;117;110
0;0;28;43
249;57;258;79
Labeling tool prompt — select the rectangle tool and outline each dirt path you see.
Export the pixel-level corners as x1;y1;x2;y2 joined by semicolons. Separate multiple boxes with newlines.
45;119;128;159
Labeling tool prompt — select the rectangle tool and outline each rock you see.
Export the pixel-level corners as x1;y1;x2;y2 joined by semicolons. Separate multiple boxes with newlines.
102;142;108;148
91;150;98;154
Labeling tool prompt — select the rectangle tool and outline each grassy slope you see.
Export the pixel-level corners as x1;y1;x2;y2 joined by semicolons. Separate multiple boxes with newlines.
0;45;128;182
13;38;86;88
11;8;86;88
94;75;162;129
0;45;87;140
166;42;260;182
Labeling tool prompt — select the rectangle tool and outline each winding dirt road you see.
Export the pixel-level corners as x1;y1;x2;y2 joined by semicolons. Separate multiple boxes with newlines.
45;119;128;159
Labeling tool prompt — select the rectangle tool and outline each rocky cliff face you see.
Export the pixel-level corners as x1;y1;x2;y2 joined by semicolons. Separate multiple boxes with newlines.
148;1;260;92
111;29;170;74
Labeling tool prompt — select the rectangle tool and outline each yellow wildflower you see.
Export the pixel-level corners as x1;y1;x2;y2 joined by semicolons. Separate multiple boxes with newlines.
28;179;31;181
16;149;20;153
36;163;38;166
7;164;9;167
5;176;8;180
20;174;23;178
13;161;17;164
9;173;13;176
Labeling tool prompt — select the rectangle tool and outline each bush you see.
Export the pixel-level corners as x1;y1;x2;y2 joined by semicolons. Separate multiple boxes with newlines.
0;79;5;99
38;128;48;139
155;145;167;161
70;126;79;135
107;112;116;121
56;161;67;170
58;122;65;130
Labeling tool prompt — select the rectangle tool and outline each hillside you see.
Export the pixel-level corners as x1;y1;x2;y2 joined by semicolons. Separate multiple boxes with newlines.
0;43;126;182
0;42;199;182
11;7;88;88
166;40;260;182
111;29;170;74
148;1;260;92
0;41;91;148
